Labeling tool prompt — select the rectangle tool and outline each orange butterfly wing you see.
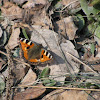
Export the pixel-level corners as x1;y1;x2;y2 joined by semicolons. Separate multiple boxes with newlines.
19;38;53;65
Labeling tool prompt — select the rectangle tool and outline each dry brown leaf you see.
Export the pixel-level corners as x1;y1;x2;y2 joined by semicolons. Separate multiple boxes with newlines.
60;40;80;73
30;25;79;82
1;2;23;20
22;1;36;9
32;0;47;5
61;0;80;9
22;0;47;9
7;23;20;49
83;52;100;72
20;68;37;86
30;7;51;29
88;91;100;100
14;84;46;100
13;0;28;5
12;64;29;84
90;64;100;72
1;18;14;30
54;16;78;40
42;89;90;100
21;0;51;28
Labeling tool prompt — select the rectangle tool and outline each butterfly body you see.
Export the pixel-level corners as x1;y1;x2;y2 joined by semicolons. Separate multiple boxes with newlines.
19;38;53;65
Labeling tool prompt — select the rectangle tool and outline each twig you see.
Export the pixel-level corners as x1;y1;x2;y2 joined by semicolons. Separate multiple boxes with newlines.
66;52;99;75
17;85;100;92
5;46;15;100
0;50;8;57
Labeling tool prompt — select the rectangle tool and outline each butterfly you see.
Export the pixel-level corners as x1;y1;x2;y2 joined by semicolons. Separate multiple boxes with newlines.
19;38;53;65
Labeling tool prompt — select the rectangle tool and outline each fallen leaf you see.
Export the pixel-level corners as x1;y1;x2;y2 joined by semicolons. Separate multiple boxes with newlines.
83;51;100;72
14;84;46;100
22;1;35;9
54;16;78;40
12;63;29;84
22;2;51;29
22;0;47;9
91;64;100;72
7;23;20;49
32;0;47;5
20;68;37;86
88;91;100;100
1;2;23;20
60;40;80;73
30;25;79;82
61;0;80;9
13;0;28;5
42;89;90;100
31;7;51;29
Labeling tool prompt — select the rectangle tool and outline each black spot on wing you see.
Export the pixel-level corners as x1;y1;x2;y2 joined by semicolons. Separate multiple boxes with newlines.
26;46;30;49
46;52;48;56
49;55;52;59
43;50;45;54
26;39;29;44
41;55;43;58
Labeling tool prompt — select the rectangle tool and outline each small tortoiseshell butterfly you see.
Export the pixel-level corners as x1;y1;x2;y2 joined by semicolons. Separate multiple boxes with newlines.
19;38;53;65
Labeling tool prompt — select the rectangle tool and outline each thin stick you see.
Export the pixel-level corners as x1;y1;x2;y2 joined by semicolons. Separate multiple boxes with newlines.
66;52;99;75
17;85;100;92
0;50;8;57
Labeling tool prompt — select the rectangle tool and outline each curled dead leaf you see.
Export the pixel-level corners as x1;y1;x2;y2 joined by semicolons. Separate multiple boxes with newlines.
14;84;46;100
54;16;78;40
